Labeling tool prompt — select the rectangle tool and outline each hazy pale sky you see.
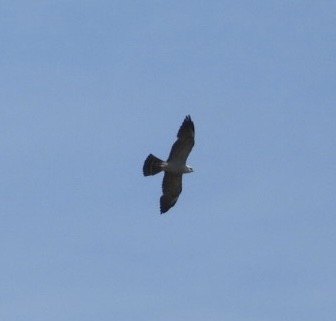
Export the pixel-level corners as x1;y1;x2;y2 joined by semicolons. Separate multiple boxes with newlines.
1;1;336;320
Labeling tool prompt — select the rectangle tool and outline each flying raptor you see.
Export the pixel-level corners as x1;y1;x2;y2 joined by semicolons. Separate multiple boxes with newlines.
143;115;195;214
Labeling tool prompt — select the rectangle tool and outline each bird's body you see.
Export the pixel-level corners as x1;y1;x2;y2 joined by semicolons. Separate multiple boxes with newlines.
143;115;195;214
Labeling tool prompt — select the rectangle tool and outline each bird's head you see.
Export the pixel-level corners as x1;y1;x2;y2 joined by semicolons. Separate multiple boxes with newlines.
185;165;193;173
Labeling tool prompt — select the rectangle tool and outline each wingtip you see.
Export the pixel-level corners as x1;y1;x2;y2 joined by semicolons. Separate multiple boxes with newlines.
181;115;194;132
160;205;168;214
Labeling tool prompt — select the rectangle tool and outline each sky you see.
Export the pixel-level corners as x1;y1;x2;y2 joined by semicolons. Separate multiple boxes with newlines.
1;1;336;320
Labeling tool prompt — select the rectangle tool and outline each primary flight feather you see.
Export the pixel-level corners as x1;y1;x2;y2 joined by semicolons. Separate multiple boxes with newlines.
143;115;195;214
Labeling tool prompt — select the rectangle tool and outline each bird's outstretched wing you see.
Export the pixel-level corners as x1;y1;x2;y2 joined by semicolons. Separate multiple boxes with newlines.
167;115;195;163
160;173;182;214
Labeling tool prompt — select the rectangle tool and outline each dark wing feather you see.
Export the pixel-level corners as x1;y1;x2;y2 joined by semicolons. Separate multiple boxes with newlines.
167;115;195;163
160;173;182;214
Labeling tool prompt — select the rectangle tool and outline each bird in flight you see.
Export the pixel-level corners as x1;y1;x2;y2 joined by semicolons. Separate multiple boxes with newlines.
143;115;195;214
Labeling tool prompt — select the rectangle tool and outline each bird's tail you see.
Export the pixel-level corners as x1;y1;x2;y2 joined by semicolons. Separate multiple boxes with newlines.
143;154;164;176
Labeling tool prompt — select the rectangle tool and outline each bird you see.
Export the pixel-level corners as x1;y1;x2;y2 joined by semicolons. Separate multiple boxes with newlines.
143;115;195;214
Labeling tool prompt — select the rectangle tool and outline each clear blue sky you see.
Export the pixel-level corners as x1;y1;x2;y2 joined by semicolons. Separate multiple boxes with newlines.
1;1;335;320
